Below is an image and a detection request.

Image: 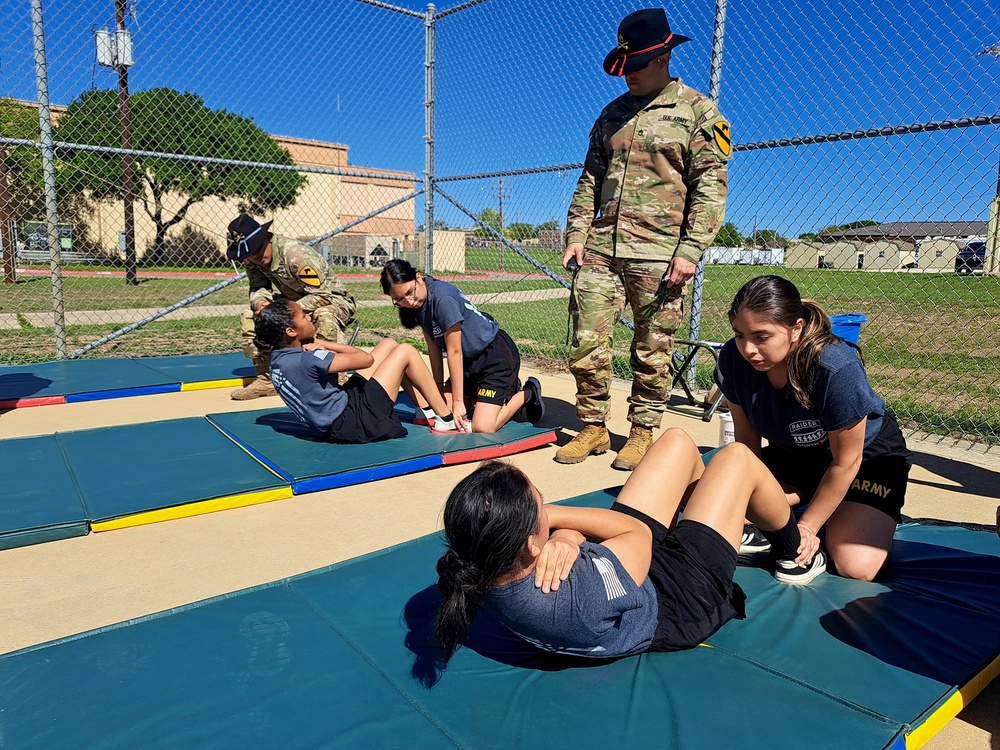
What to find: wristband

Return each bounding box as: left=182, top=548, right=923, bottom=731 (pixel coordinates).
left=798, top=521, right=817, bottom=536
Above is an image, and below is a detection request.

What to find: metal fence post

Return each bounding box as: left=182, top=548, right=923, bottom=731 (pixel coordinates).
left=683, top=258, right=707, bottom=392
left=424, top=3, right=436, bottom=274
left=30, top=0, right=67, bottom=358
left=708, top=0, right=728, bottom=102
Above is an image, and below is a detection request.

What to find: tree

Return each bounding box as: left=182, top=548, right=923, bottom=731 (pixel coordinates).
left=748, top=229, right=789, bottom=249
left=801, top=220, right=879, bottom=241
left=0, top=99, right=45, bottom=281
left=715, top=221, right=742, bottom=247
left=0, top=98, right=44, bottom=212
left=536, top=219, right=559, bottom=233
left=55, top=88, right=307, bottom=265
left=473, top=207, right=502, bottom=238
left=505, top=222, right=536, bottom=241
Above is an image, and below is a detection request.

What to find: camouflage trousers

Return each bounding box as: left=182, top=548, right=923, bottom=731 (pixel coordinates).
left=239, top=296, right=357, bottom=360
left=568, top=252, right=684, bottom=429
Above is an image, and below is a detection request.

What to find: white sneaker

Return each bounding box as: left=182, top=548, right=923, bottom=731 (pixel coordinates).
left=739, top=524, right=772, bottom=554
left=432, top=416, right=471, bottom=434
left=412, top=407, right=436, bottom=426
left=775, top=550, right=828, bottom=586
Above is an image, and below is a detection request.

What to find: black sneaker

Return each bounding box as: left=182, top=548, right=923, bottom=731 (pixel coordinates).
left=522, top=377, right=546, bottom=425
left=775, top=550, right=828, bottom=586
left=739, top=524, right=771, bottom=554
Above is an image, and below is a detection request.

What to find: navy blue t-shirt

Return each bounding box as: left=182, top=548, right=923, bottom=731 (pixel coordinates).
left=270, top=347, right=347, bottom=436
left=417, top=276, right=500, bottom=358
left=715, top=338, right=885, bottom=453
left=483, top=541, right=658, bottom=658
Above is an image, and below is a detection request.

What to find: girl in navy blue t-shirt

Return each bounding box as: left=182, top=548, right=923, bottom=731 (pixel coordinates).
left=715, top=275, right=911, bottom=582
left=432, top=429, right=817, bottom=664
left=379, top=260, right=544, bottom=433
left=254, top=298, right=460, bottom=443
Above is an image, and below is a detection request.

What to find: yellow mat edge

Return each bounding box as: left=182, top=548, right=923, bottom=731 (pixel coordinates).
left=905, top=650, right=1000, bottom=749
left=90, top=486, right=294, bottom=532
left=181, top=377, right=254, bottom=392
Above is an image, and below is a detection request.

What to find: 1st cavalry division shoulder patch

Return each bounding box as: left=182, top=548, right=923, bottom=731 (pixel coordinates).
left=713, top=120, right=732, bottom=157
left=298, top=266, right=322, bottom=287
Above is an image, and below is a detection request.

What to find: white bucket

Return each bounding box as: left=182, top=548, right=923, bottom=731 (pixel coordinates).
left=718, top=411, right=735, bottom=446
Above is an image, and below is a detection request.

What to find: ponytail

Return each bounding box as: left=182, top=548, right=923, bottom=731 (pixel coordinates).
left=434, top=461, right=538, bottom=661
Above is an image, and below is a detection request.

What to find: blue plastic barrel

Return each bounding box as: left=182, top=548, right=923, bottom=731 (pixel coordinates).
left=830, top=313, right=867, bottom=344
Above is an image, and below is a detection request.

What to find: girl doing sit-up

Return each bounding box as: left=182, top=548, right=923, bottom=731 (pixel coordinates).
left=433, top=429, right=824, bottom=663
left=254, top=298, right=460, bottom=443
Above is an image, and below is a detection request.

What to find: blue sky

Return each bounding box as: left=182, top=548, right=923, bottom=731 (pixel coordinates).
left=3, top=0, right=998, bottom=239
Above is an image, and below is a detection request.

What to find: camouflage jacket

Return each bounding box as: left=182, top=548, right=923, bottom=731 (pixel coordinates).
left=565, top=79, right=731, bottom=263
left=246, top=236, right=354, bottom=313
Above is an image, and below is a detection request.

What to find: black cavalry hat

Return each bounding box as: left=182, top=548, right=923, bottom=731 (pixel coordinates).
left=226, top=214, right=273, bottom=261
left=603, top=8, right=691, bottom=76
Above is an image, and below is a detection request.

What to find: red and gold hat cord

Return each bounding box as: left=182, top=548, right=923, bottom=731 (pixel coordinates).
left=609, top=33, right=674, bottom=76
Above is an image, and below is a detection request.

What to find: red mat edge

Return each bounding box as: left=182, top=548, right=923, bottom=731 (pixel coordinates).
left=0, top=395, right=67, bottom=409
left=441, top=430, right=557, bottom=465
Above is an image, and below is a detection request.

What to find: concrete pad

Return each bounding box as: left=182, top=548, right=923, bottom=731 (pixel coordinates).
left=0, top=365, right=995, bottom=749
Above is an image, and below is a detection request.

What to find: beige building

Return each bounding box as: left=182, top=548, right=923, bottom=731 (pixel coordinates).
left=6, top=99, right=419, bottom=266
left=786, top=240, right=864, bottom=270
left=915, top=238, right=963, bottom=272
left=820, top=221, right=986, bottom=272
left=787, top=222, right=986, bottom=271
left=87, top=134, right=418, bottom=265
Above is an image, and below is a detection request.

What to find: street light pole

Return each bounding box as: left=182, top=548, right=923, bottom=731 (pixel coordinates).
left=116, top=0, right=138, bottom=285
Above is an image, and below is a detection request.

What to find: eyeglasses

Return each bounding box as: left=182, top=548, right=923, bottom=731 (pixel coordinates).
left=391, top=280, right=420, bottom=307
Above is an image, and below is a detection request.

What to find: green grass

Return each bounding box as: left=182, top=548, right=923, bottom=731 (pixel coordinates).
left=464, top=246, right=566, bottom=275
left=3, top=264, right=998, bottom=443
left=1, top=275, right=248, bottom=312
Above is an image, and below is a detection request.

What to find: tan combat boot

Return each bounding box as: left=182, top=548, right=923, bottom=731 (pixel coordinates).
left=612, top=425, right=654, bottom=471
left=554, top=424, right=611, bottom=464
left=231, top=355, right=277, bottom=400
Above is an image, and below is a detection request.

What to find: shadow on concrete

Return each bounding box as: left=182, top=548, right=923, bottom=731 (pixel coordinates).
left=910, top=450, right=1000, bottom=500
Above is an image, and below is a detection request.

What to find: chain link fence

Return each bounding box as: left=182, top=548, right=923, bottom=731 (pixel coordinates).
left=2, top=0, right=999, bottom=443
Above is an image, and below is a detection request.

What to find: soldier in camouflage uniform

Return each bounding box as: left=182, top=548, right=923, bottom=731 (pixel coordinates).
left=556, top=8, right=731, bottom=470
left=226, top=214, right=357, bottom=400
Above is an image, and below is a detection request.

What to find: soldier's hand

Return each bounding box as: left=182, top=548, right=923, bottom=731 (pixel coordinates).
left=664, top=257, right=696, bottom=287
left=253, top=300, right=270, bottom=315
left=563, top=243, right=585, bottom=271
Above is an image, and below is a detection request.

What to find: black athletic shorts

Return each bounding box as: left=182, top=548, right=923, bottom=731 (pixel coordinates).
left=462, top=328, right=521, bottom=406
left=325, top=374, right=407, bottom=444
left=610, top=502, right=746, bottom=652
left=761, top=411, right=911, bottom=524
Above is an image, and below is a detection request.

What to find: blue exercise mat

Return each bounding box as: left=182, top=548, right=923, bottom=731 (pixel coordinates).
left=133, top=352, right=255, bottom=385
left=207, top=407, right=556, bottom=494
left=0, top=353, right=253, bottom=406
left=56, top=417, right=289, bottom=525
left=0, top=434, right=88, bottom=550
left=0, top=357, right=179, bottom=403
left=1, top=488, right=996, bottom=748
